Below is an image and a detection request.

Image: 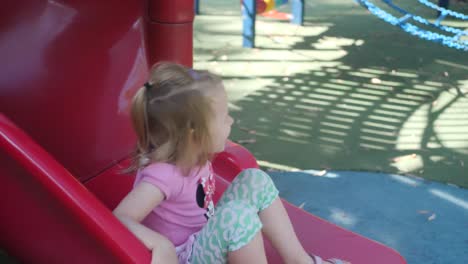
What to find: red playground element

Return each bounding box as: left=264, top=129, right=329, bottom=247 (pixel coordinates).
left=256, top=0, right=268, bottom=13
left=0, top=1, right=406, bottom=263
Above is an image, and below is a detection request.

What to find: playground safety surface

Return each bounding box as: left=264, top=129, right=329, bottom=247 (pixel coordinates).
left=194, top=1, right=468, bottom=263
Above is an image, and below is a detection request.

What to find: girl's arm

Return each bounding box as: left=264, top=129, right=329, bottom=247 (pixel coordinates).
left=113, top=182, right=178, bottom=264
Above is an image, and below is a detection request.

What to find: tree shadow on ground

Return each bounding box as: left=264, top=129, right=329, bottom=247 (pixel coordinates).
left=227, top=61, right=468, bottom=187
left=194, top=0, right=468, bottom=187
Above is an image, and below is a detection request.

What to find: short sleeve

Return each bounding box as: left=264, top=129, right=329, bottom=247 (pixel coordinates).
left=137, top=163, right=182, bottom=200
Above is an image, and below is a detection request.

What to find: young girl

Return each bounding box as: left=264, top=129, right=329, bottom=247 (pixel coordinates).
left=113, top=62, right=348, bottom=264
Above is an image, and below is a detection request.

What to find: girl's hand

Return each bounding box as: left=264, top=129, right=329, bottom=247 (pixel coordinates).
left=114, top=182, right=177, bottom=263
left=151, top=239, right=178, bottom=264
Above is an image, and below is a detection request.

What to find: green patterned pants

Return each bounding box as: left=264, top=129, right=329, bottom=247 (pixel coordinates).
left=190, top=168, right=279, bottom=264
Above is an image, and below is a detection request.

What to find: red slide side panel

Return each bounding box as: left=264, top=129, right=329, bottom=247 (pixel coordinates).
left=212, top=141, right=259, bottom=182
left=0, top=0, right=149, bottom=182
left=0, top=114, right=150, bottom=264
left=282, top=204, right=407, bottom=264
left=147, top=22, right=193, bottom=67
left=148, top=0, right=194, bottom=23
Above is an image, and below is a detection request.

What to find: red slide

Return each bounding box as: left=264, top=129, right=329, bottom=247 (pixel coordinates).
left=0, top=0, right=406, bottom=263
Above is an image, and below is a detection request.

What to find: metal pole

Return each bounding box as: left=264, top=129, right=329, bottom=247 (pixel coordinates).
left=242, top=0, right=256, bottom=48
left=291, top=0, right=304, bottom=25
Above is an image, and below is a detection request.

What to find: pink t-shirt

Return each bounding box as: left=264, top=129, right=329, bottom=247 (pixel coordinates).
left=134, top=162, right=215, bottom=247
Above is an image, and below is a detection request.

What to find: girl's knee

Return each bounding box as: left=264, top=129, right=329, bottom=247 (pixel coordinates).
left=236, top=168, right=275, bottom=189
left=221, top=169, right=279, bottom=211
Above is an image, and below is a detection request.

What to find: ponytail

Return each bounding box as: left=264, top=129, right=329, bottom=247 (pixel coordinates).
left=129, top=85, right=152, bottom=167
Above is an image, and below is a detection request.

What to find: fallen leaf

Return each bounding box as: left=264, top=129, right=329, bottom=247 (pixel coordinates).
left=236, top=139, right=256, bottom=144
left=239, top=127, right=257, bottom=134
left=392, top=153, right=418, bottom=162
left=355, top=39, right=364, bottom=46
left=316, top=170, right=327, bottom=176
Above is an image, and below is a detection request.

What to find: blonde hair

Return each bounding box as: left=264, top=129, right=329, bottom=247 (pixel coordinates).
left=127, top=62, right=223, bottom=175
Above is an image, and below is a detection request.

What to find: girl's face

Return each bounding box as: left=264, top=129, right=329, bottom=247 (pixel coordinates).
left=209, top=86, right=234, bottom=153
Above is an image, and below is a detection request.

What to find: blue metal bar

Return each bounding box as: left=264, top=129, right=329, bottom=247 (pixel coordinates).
left=435, top=13, right=447, bottom=25
left=437, top=0, right=449, bottom=17
left=382, top=0, right=409, bottom=15
left=291, top=0, right=304, bottom=25
left=242, top=0, right=256, bottom=48
left=380, top=0, right=466, bottom=35
left=397, top=14, right=413, bottom=24
left=355, top=0, right=467, bottom=50
left=194, top=0, right=200, bottom=15
left=418, top=0, right=467, bottom=20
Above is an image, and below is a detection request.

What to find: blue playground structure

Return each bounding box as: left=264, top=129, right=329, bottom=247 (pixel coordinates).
left=419, top=0, right=467, bottom=19
left=355, top=0, right=468, bottom=50
left=195, top=0, right=305, bottom=48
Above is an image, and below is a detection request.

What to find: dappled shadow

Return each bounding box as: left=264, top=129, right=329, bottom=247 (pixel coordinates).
left=226, top=63, right=468, bottom=187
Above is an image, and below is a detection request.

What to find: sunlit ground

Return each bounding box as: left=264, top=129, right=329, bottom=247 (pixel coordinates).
left=194, top=0, right=468, bottom=188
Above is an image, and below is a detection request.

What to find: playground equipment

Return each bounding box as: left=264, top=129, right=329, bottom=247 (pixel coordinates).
left=419, top=0, right=467, bottom=19
left=194, top=0, right=290, bottom=15
left=195, top=0, right=305, bottom=47
left=258, top=0, right=290, bottom=13
left=355, top=0, right=468, bottom=50
left=0, top=0, right=406, bottom=263
left=242, top=0, right=305, bottom=47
